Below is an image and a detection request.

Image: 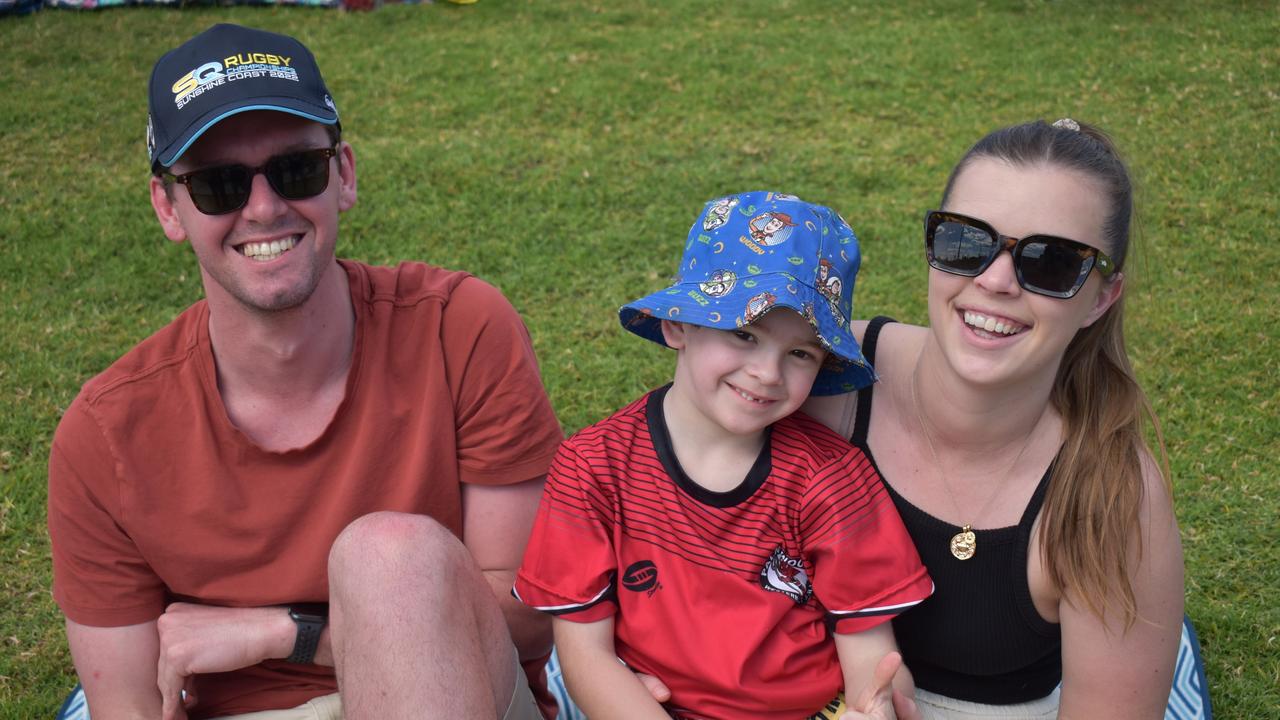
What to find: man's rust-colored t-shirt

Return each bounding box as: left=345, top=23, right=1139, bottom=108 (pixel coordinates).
left=49, top=260, right=564, bottom=717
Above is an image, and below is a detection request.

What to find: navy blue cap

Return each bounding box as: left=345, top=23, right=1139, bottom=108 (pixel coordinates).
left=147, top=24, right=339, bottom=171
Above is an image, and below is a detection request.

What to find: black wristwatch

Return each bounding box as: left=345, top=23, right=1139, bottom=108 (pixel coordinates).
left=286, top=603, right=328, bottom=665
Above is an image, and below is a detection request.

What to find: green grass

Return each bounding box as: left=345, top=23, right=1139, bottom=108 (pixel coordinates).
left=1, top=1, right=1277, bottom=716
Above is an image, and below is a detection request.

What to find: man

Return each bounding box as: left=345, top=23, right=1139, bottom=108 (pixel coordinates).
left=47, top=23, right=563, bottom=720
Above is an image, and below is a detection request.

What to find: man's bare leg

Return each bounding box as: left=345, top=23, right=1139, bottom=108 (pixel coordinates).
left=328, top=512, right=516, bottom=719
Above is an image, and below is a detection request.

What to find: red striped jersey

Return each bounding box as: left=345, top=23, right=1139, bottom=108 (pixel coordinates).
left=515, top=386, right=932, bottom=719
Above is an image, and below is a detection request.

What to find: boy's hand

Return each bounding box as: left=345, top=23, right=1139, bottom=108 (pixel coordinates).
left=841, top=652, right=919, bottom=720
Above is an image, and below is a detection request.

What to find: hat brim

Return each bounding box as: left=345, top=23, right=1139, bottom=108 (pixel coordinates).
left=154, top=99, right=339, bottom=170
left=620, top=272, right=875, bottom=395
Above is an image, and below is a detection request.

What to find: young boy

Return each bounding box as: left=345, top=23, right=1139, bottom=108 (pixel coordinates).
left=515, top=192, right=932, bottom=719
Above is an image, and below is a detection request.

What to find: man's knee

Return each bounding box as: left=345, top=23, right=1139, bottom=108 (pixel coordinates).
left=328, top=511, right=470, bottom=588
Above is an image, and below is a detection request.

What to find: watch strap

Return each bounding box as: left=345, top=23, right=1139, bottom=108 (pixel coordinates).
left=286, top=604, right=328, bottom=665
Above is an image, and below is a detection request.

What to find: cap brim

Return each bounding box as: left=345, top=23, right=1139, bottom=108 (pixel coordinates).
left=154, top=99, right=339, bottom=169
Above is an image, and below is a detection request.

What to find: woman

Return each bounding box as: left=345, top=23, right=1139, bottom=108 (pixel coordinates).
left=799, top=119, right=1185, bottom=718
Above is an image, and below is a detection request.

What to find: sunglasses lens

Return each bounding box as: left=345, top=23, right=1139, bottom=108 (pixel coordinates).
left=927, top=212, right=1105, bottom=299
left=1017, top=240, right=1090, bottom=297
left=186, top=165, right=251, bottom=215
left=929, top=219, right=997, bottom=275
left=267, top=150, right=333, bottom=200
left=177, top=149, right=334, bottom=215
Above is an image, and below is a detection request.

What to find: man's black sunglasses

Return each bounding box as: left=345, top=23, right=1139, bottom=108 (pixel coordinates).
left=162, top=146, right=339, bottom=216
left=924, top=210, right=1116, bottom=299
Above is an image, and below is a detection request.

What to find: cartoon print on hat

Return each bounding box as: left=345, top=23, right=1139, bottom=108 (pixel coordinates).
left=703, top=196, right=740, bottom=232
left=743, top=292, right=777, bottom=325
left=620, top=190, right=876, bottom=395
left=815, top=258, right=846, bottom=325
left=801, top=301, right=817, bottom=327
left=747, top=211, right=798, bottom=246
left=700, top=270, right=737, bottom=298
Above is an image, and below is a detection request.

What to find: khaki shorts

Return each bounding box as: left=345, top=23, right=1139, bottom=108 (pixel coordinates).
left=212, top=650, right=541, bottom=720
left=914, top=686, right=1060, bottom=720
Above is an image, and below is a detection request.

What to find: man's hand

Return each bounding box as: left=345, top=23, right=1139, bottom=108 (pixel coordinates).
left=841, top=652, right=919, bottom=720
left=155, top=603, right=296, bottom=720
left=632, top=671, right=672, bottom=703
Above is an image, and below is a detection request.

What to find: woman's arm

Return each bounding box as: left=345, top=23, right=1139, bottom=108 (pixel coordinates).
left=1057, top=453, right=1184, bottom=718
left=553, top=616, right=672, bottom=720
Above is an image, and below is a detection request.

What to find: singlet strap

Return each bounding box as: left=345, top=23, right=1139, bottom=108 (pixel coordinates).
left=1013, top=454, right=1062, bottom=637
left=1018, top=455, right=1056, bottom=531
left=850, top=316, right=896, bottom=446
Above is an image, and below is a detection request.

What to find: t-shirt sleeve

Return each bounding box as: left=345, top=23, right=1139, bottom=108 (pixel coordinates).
left=440, top=277, right=563, bottom=486
left=48, top=398, right=168, bottom=627
left=513, top=441, right=618, bottom=623
left=803, top=448, right=933, bottom=634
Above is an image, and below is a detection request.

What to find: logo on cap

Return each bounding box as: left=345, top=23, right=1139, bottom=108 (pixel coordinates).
left=170, top=51, right=298, bottom=109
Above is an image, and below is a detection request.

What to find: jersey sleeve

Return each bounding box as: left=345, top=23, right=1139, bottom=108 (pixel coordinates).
left=48, top=398, right=168, bottom=627
left=803, top=447, right=933, bottom=634
left=440, top=277, right=564, bottom=486
left=513, top=440, right=619, bottom=623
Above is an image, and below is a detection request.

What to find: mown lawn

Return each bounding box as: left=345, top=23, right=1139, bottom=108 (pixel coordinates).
left=1, top=1, right=1276, bottom=716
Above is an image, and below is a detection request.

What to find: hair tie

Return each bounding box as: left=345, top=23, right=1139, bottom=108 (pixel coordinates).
left=1052, top=118, right=1081, bottom=132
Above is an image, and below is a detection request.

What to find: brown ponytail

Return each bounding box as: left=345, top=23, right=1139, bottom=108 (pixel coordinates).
left=942, top=120, right=1170, bottom=626
left=1048, top=293, right=1169, bottom=625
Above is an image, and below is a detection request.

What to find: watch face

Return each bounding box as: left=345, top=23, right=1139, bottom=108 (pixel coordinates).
left=290, top=603, right=329, bottom=623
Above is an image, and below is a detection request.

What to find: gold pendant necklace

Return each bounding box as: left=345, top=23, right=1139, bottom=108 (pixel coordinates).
left=910, top=362, right=1036, bottom=561
left=949, top=525, right=976, bottom=560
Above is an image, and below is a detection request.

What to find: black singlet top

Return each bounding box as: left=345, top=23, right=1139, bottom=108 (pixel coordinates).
left=851, top=317, right=1062, bottom=704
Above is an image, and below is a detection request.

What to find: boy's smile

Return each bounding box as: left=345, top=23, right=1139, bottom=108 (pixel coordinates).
left=661, top=308, right=826, bottom=443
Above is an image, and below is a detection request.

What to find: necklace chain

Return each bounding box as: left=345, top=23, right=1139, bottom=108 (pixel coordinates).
left=909, top=359, right=1038, bottom=561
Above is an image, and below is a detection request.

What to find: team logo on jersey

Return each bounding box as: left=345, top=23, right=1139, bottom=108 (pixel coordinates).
left=759, top=546, right=812, bottom=605
left=621, top=560, right=661, bottom=596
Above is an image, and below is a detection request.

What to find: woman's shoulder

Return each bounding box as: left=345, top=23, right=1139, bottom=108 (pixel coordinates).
left=850, top=317, right=927, bottom=354
left=852, top=319, right=928, bottom=386
left=1050, top=446, right=1182, bottom=622
left=1134, top=447, right=1180, bottom=558
left=802, top=319, right=926, bottom=437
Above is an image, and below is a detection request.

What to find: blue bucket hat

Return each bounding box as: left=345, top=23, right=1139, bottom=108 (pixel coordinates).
left=620, top=190, right=875, bottom=395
